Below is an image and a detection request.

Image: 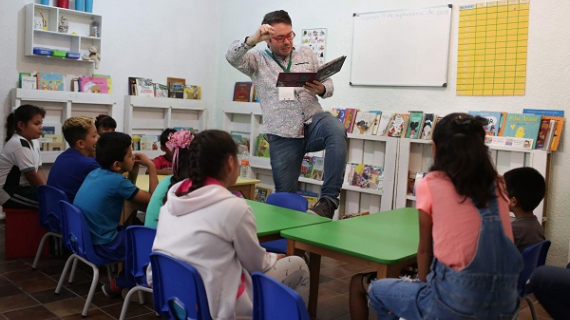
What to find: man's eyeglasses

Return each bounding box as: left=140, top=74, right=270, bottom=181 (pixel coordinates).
left=272, top=31, right=296, bottom=43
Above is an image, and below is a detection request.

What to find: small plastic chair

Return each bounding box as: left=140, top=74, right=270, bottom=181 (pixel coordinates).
left=150, top=252, right=212, bottom=320
left=55, top=201, right=121, bottom=317
left=32, top=185, right=69, bottom=269
left=261, top=192, right=308, bottom=254
left=251, top=271, right=310, bottom=320
left=119, top=226, right=156, bottom=320
left=517, top=239, right=551, bottom=320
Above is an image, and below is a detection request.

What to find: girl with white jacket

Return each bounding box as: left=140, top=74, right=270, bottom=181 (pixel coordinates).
left=149, top=130, right=309, bottom=320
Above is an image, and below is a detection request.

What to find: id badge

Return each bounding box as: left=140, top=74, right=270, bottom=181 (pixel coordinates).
left=278, top=87, right=295, bottom=101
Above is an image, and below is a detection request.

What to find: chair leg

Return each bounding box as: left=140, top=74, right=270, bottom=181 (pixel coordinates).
left=107, top=265, right=113, bottom=282
left=137, top=290, right=145, bottom=304
left=82, top=258, right=100, bottom=317
left=56, top=254, right=77, bottom=293
left=119, top=286, right=153, bottom=320
left=32, top=232, right=59, bottom=270
left=68, top=257, right=79, bottom=283
left=524, top=295, right=538, bottom=320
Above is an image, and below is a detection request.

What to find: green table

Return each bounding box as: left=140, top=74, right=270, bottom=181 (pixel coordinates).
left=281, top=208, right=419, bottom=317
left=246, top=200, right=331, bottom=242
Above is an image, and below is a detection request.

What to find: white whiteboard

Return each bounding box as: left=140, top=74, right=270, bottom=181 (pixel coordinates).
left=350, top=5, right=452, bottom=87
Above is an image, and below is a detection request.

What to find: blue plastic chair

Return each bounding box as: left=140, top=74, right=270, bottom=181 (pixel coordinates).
left=119, top=226, right=156, bottom=320
left=55, top=201, right=121, bottom=317
left=261, top=192, right=308, bottom=254
left=32, top=185, right=69, bottom=269
left=251, top=271, right=310, bottom=320
left=150, top=252, right=212, bottom=320
left=517, top=239, right=551, bottom=320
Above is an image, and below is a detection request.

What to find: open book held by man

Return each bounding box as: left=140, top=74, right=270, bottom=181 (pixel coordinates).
left=276, top=55, right=347, bottom=87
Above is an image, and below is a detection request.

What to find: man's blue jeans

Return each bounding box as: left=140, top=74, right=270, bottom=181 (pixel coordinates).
left=265, top=112, right=347, bottom=206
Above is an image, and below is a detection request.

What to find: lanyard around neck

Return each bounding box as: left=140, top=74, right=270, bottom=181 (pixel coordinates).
left=265, top=49, right=292, bottom=73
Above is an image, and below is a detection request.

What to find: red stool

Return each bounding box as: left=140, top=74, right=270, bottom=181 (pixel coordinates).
left=4, top=208, right=49, bottom=259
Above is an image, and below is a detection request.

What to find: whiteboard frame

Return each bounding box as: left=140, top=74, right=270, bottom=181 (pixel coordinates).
left=350, top=4, right=453, bottom=87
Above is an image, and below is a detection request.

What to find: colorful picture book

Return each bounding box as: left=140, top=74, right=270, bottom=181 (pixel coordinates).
left=79, top=76, right=109, bottom=94
left=136, top=78, right=154, bottom=97
left=183, top=85, right=202, bottom=100
left=92, top=74, right=113, bottom=94
left=233, top=82, right=253, bottom=102
left=348, top=163, right=384, bottom=190
left=468, top=111, right=503, bottom=136
left=421, top=113, right=436, bottom=140
left=37, top=72, right=64, bottom=91
left=297, top=189, right=319, bottom=209
left=154, top=83, right=168, bottom=98
left=406, top=111, right=424, bottom=139
left=353, top=111, right=378, bottom=135
left=255, top=134, right=270, bottom=158
left=310, top=156, right=324, bottom=181
left=502, top=113, right=542, bottom=149
left=275, top=55, right=346, bottom=87
left=167, top=77, right=185, bottom=99
left=254, top=186, right=272, bottom=203
left=386, top=113, right=409, bottom=137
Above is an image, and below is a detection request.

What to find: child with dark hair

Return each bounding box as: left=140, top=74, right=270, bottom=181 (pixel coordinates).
left=148, top=129, right=309, bottom=319
left=148, top=128, right=176, bottom=175
left=74, top=132, right=158, bottom=298
left=349, top=113, right=522, bottom=320
left=0, top=104, right=46, bottom=208
left=94, top=114, right=116, bottom=134
left=48, top=116, right=99, bottom=202
left=504, top=167, right=546, bottom=252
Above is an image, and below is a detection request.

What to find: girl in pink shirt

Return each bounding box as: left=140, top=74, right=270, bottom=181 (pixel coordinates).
left=350, top=113, right=522, bottom=320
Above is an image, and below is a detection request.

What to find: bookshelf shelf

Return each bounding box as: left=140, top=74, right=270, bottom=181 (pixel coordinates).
left=298, top=177, right=324, bottom=186
left=250, top=156, right=271, bottom=170
left=11, top=88, right=117, bottom=164
left=342, top=184, right=383, bottom=196
left=25, top=3, right=103, bottom=61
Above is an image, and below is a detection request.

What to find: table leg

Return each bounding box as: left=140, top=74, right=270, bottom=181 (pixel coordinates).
left=307, top=252, right=321, bottom=318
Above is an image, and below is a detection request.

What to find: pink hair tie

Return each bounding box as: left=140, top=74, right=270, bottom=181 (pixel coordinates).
left=165, top=129, right=194, bottom=177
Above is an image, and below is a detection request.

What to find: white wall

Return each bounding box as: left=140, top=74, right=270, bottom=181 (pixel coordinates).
left=215, top=0, right=570, bottom=266
left=1, top=0, right=569, bottom=266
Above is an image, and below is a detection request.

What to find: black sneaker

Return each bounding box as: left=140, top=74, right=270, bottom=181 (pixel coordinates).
left=307, top=197, right=337, bottom=219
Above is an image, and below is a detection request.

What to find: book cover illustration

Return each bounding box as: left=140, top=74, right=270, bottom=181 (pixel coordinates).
left=233, top=82, right=253, bottom=101
left=297, top=189, right=319, bottom=209
left=351, top=164, right=383, bottom=190
left=370, top=111, right=382, bottom=135
left=39, top=134, right=64, bottom=151
left=502, top=113, right=542, bottom=149
left=276, top=73, right=316, bottom=87
left=79, top=76, right=108, bottom=94
left=316, top=55, right=347, bottom=82
left=535, top=119, right=550, bottom=149
left=344, top=108, right=358, bottom=132
left=128, top=77, right=143, bottom=95
left=254, top=186, right=272, bottom=203
left=421, top=113, right=436, bottom=140
left=167, top=77, right=185, bottom=99
left=154, top=83, right=168, bottom=98
left=353, top=111, right=377, bottom=135
left=301, top=28, right=327, bottom=65
left=37, top=72, right=64, bottom=91
left=468, top=111, right=502, bottom=136
left=183, top=85, right=202, bottom=99
left=377, top=113, right=393, bottom=136
left=21, top=76, right=37, bottom=90
left=300, top=156, right=313, bottom=178
left=255, top=135, right=270, bottom=158
left=135, top=78, right=154, bottom=97
left=310, top=156, right=324, bottom=181
left=92, top=74, right=113, bottom=94
left=540, top=116, right=564, bottom=151
left=336, top=109, right=347, bottom=126
left=386, top=113, right=409, bottom=137
left=406, top=111, right=424, bottom=139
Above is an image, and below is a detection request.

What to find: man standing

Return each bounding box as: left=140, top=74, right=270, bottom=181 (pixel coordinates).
left=226, top=10, right=347, bottom=219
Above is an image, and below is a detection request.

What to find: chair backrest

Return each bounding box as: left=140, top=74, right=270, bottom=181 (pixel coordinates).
left=150, top=252, right=211, bottom=320
left=125, top=226, right=156, bottom=286
left=59, top=200, right=112, bottom=266
left=38, top=185, right=69, bottom=233
left=266, top=192, right=308, bottom=212
left=518, top=239, right=551, bottom=295
left=251, top=272, right=310, bottom=320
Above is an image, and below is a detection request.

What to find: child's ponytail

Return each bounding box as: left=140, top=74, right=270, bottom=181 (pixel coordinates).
left=5, top=113, right=16, bottom=142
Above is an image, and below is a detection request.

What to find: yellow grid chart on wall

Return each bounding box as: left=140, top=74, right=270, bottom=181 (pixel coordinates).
left=457, top=0, right=529, bottom=96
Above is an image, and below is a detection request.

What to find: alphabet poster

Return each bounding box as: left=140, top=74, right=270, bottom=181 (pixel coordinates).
left=456, top=0, right=530, bottom=96
left=301, top=28, right=327, bottom=65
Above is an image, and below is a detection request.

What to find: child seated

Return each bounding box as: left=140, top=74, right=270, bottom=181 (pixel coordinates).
left=47, top=116, right=99, bottom=202
left=504, top=167, right=546, bottom=252
left=0, top=105, right=47, bottom=209
left=73, top=132, right=158, bottom=297
left=94, top=114, right=116, bottom=135
left=148, top=130, right=309, bottom=319
left=148, top=128, right=176, bottom=175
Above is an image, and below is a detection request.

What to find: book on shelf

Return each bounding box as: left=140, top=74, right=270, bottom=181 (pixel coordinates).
left=255, top=134, right=270, bottom=158
left=353, top=110, right=378, bottom=135
left=128, top=77, right=143, bottom=96
left=542, top=120, right=557, bottom=151
left=520, top=109, right=565, bottom=151
left=502, top=113, right=542, bottom=149
left=370, top=111, right=382, bottom=135
left=37, top=72, right=64, bottom=91
left=468, top=111, right=503, bottom=136
left=254, top=186, right=272, bottom=203
left=406, top=111, right=424, bottom=139
left=21, top=76, right=37, bottom=90
left=535, top=119, right=551, bottom=150
left=522, top=109, right=564, bottom=117
left=79, top=76, right=109, bottom=94
left=140, top=135, right=159, bottom=151
left=310, top=156, right=324, bottom=181
left=135, top=78, right=155, bottom=97
left=297, top=189, right=319, bottom=209
left=275, top=55, right=347, bottom=87
left=421, top=113, right=436, bottom=140
left=154, top=83, right=168, bottom=98
left=39, top=134, right=64, bottom=151
left=19, top=72, right=32, bottom=88
left=183, top=85, right=202, bottom=99
left=92, top=74, right=113, bottom=94
left=386, top=113, right=410, bottom=137
left=344, top=108, right=358, bottom=133
left=132, top=135, right=141, bottom=151
left=251, top=85, right=260, bottom=102
left=300, top=156, right=313, bottom=178
left=413, top=172, right=427, bottom=196
left=349, top=163, right=383, bottom=190
left=231, top=133, right=250, bottom=150
left=233, top=82, right=253, bottom=102
left=167, top=77, right=186, bottom=99
left=377, top=113, right=393, bottom=136
left=485, top=135, right=534, bottom=150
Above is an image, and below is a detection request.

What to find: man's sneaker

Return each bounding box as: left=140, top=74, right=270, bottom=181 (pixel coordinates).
left=101, top=279, right=122, bottom=298
left=307, top=197, right=337, bottom=219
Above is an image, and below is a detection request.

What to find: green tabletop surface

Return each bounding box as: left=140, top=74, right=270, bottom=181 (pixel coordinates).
left=247, top=200, right=331, bottom=237
left=281, top=208, right=419, bottom=265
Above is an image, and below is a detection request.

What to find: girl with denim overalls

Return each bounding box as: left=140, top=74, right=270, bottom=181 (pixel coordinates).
left=353, top=113, right=523, bottom=320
